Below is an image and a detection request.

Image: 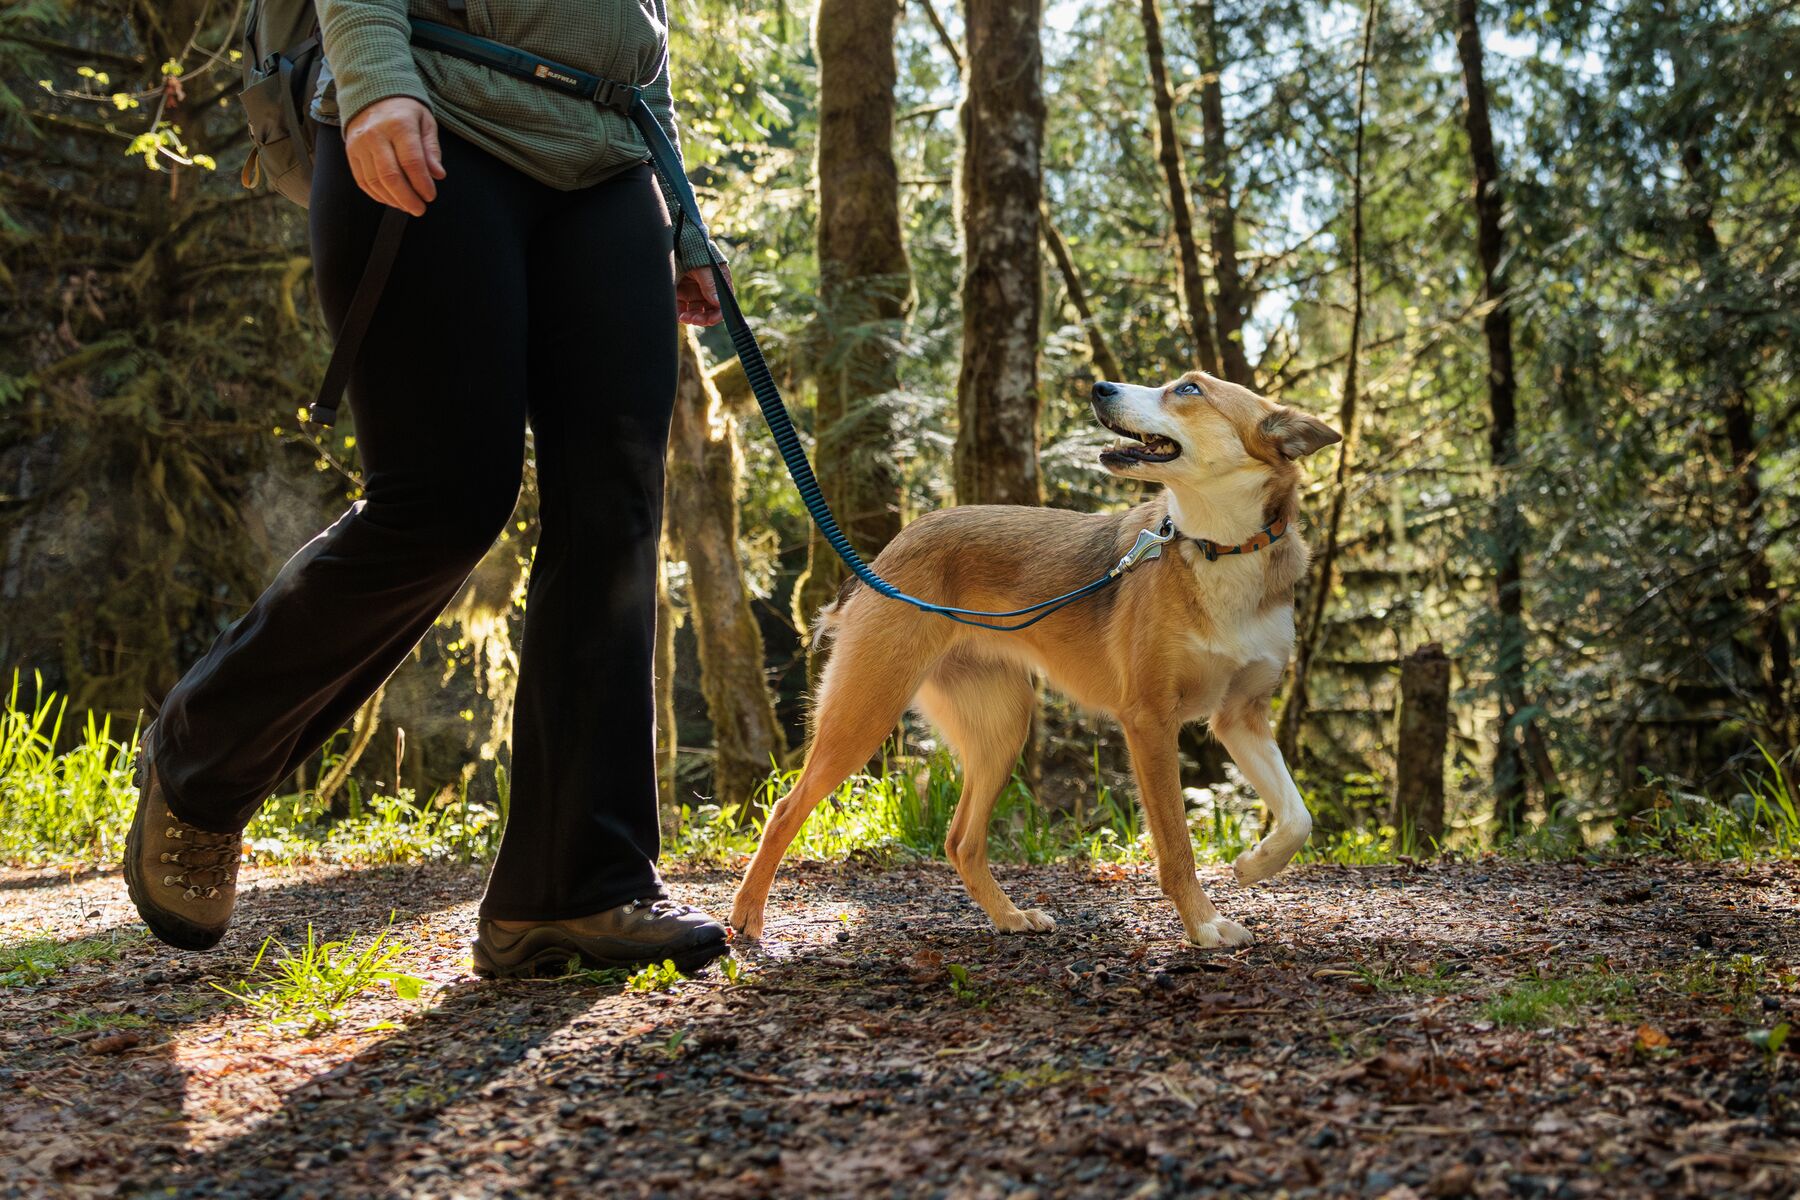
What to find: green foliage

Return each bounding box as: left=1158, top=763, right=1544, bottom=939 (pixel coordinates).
left=5, top=677, right=1794, bottom=871
left=0, top=678, right=503, bottom=869
left=212, top=916, right=427, bottom=1036
left=1747, top=1023, right=1790, bottom=1074
left=1483, top=968, right=1637, bottom=1028
left=0, top=929, right=143, bottom=988
left=625, top=959, right=685, bottom=993
left=946, top=962, right=978, bottom=1003
left=1611, top=751, right=1800, bottom=861
left=244, top=785, right=502, bottom=867
left=0, top=673, right=141, bottom=868
left=1356, top=961, right=1468, bottom=996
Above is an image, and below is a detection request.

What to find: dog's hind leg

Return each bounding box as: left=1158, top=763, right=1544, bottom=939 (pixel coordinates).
left=1122, top=716, right=1253, bottom=948
left=729, top=620, right=931, bottom=939
left=1211, top=684, right=1313, bottom=886
left=914, top=659, right=1051, bottom=934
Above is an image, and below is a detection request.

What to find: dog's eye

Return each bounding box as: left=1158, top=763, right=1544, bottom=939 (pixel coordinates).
left=1173, top=381, right=1202, bottom=396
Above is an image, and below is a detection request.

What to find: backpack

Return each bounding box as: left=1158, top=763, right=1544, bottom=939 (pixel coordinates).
left=237, top=0, right=327, bottom=207
left=235, top=0, right=406, bottom=426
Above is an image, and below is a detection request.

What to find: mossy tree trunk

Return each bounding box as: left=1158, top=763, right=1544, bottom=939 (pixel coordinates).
left=954, top=0, right=1046, bottom=507
left=794, top=0, right=910, bottom=652
left=666, top=328, right=788, bottom=813
left=1453, top=0, right=1559, bottom=829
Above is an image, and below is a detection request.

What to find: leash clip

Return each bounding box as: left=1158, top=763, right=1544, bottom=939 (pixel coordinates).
left=1114, top=519, right=1177, bottom=577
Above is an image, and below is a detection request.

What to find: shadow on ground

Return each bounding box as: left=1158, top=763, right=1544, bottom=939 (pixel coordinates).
left=2, top=859, right=1797, bottom=1197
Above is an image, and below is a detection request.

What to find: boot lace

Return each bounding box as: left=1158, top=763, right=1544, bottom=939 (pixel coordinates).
left=160, top=810, right=240, bottom=901
left=622, top=898, right=697, bottom=921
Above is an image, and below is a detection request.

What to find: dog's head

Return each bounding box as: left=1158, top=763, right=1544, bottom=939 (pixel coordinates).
left=1091, top=372, right=1341, bottom=484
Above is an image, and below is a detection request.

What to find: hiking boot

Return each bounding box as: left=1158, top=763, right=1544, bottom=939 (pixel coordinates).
left=122, top=731, right=241, bottom=951
left=472, top=898, right=729, bottom=979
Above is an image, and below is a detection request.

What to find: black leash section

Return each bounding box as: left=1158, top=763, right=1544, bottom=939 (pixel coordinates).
left=403, top=20, right=1170, bottom=630
left=310, top=206, right=407, bottom=428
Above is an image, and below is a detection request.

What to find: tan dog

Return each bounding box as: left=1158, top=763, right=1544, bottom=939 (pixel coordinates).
left=730, top=371, right=1341, bottom=948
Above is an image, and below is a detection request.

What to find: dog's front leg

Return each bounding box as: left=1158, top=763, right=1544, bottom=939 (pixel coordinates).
left=1212, top=705, right=1313, bottom=885
left=1123, top=719, right=1253, bottom=949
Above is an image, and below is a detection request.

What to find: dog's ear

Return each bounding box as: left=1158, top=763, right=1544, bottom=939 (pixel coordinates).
left=1259, top=407, right=1342, bottom=459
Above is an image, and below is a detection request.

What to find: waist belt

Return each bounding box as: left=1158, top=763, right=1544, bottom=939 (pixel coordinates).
left=397, top=20, right=1176, bottom=631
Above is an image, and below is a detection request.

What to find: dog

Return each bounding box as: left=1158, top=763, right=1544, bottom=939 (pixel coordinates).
left=730, top=370, right=1342, bottom=948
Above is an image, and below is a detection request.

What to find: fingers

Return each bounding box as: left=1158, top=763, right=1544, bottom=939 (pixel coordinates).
left=420, top=107, right=446, bottom=180
left=676, top=266, right=725, bottom=327
left=393, top=111, right=439, bottom=207
left=344, top=98, right=442, bottom=216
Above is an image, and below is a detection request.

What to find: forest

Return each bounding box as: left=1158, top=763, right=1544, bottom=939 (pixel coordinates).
left=1, top=0, right=1797, bottom=1195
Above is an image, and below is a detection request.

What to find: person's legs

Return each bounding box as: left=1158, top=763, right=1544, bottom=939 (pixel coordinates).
left=478, top=164, right=681, bottom=921
left=152, top=124, right=542, bottom=833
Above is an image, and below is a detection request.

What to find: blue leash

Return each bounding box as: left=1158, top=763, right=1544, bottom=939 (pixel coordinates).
left=409, top=21, right=1172, bottom=631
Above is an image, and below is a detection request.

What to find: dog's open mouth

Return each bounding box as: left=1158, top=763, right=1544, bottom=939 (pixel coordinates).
left=1098, top=420, right=1182, bottom=466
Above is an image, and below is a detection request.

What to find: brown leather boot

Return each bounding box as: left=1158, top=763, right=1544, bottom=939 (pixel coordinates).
left=122, top=731, right=241, bottom=951
left=472, top=898, right=729, bottom=979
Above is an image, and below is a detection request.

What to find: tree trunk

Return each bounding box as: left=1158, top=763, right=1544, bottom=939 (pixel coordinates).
left=1277, top=0, right=1374, bottom=762
left=1191, top=0, right=1252, bottom=385
left=1673, top=110, right=1793, bottom=744
left=1393, top=643, right=1451, bottom=850
left=1041, top=205, right=1124, bottom=385
left=954, top=0, right=1047, bottom=506
left=795, top=0, right=910, bottom=644
left=1140, top=0, right=1220, bottom=377
left=1453, top=0, right=1556, bottom=830
left=666, top=329, right=789, bottom=812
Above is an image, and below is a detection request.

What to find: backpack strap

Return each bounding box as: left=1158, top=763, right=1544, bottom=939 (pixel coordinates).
left=309, top=205, right=408, bottom=426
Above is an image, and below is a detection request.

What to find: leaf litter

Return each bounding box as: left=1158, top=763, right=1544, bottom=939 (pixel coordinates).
left=0, top=857, right=1795, bottom=1197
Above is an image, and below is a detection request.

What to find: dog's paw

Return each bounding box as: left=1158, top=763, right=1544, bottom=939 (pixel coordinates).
left=1232, top=845, right=1290, bottom=886
left=992, top=907, right=1057, bottom=934
left=1184, top=917, right=1254, bottom=950
left=729, top=896, right=765, bottom=940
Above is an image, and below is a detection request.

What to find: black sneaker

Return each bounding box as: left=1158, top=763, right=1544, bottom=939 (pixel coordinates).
left=472, top=898, right=729, bottom=979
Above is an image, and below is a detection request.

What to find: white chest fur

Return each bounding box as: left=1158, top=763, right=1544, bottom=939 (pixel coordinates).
left=1180, top=551, right=1296, bottom=669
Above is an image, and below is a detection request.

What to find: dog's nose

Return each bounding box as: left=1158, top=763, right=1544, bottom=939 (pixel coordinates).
left=1092, top=381, right=1118, bottom=399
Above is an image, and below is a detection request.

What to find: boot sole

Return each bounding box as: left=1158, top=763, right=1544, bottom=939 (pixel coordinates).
left=471, top=931, right=729, bottom=980
left=122, top=737, right=230, bottom=953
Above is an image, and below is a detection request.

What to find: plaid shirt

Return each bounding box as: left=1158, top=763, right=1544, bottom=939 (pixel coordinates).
left=312, top=0, right=723, bottom=273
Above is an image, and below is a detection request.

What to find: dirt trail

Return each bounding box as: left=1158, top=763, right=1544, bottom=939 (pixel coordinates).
left=2, top=859, right=1796, bottom=1198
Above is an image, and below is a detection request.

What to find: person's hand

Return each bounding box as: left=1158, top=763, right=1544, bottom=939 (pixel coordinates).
left=677, top=262, right=730, bottom=327
left=344, top=97, right=445, bottom=216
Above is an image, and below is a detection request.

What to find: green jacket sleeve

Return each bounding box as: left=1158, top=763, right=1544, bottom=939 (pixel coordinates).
left=641, top=1, right=727, bottom=275
left=317, top=0, right=432, bottom=126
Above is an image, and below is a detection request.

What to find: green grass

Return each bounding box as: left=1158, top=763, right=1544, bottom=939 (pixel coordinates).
left=0, top=929, right=146, bottom=987
left=213, top=914, right=428, bottom=1035
left=0, top=673, right=142, bottom=866
left=665, top=747, right=1173, bottom=868
left=1357, top=961, right=1470, bottom=995
left=244, top=781, right=503, bottom=866
left=1482, top=967, right=1638, bottom=1028
left=1612, top=747, right=1800, bottom=860
left=57, top=1010, right=151, bottom=1033
left=2, top=674, right=1795, bottom=870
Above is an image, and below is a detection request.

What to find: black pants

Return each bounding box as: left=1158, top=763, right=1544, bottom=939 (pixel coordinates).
left=154, top=124, right=679, bottom=919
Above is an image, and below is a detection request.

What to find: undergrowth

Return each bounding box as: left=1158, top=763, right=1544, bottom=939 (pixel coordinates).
left=212, top=914, right=428, bottom=1035
left=3, top=673, right=1795, bottom=870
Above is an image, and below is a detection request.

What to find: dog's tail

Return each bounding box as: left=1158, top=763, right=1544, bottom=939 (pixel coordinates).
left=808, top=575, right=864, bottom=651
